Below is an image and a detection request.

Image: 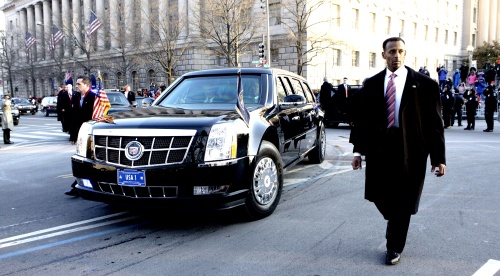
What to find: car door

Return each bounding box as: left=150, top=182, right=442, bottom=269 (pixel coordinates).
left=284, top=76, right=317, bottom=156
left=275, top=76, right=302, bottom=166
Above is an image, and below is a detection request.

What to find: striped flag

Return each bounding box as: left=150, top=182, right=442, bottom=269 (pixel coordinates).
left=85, top=11, right=102, bottom=44
left=25, top=32, right=37, bottom=53
left=235, top=69, right=250, bottom=126
left=50, top=25, right=64, bottom=51
left=93, top=90, right=111, bottom=119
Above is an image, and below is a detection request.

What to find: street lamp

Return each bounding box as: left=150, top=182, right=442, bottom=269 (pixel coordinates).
left=466, top=44, right=474, bottom=67
left=260, top=0, right=271, bottom=67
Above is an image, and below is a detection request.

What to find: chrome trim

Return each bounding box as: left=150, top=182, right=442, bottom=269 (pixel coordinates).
left=93, top=128, right=196, bottom=137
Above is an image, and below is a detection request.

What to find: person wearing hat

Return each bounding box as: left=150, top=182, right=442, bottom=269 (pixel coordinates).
left=1, top=94, right=14, bottom=144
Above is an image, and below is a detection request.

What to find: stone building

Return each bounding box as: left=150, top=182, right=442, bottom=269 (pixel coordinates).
left=0, top=0, right=498, bottom=98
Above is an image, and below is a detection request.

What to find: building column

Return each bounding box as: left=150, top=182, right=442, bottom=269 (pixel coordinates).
left=109, top=0, right=119, bottom=50
left=26, top=5, right=36, bottom=59
left=96, top=0, right=105, bottom=50
left=141, top=0, right=150, bottom=43
left=51, top=0, right=62, bottom=58
left=19, top=9, right=28, bottom=56
left=43, top=0, right=52, bottom=60
left=62, top=0, right=72, bottom=57
left=73, top=0, right=81, bottom=56
left=477, top=0, right=489, bottom=45
left=34, top=3, right=44, bottom=60
left=490, top=0, right=498, bottom=42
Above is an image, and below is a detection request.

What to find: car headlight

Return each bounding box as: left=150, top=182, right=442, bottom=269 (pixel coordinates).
left=75, top=122, right=93, bottom=157
left=204, top=124, right=237, bottom=162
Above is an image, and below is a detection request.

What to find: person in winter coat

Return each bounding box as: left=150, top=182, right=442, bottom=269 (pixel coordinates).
left=1, top=94, right=14, bottom=144
left=464, top=89, right=479, bottom=130
left=483, top=85, right=498, bottom=132
left=475, top=72, right=487, bottom=101
left=350, top=37, right=446, bottom=266
left=441, top=85, right=455, bottom=129
left=453, top=69, right=461, bottom=89
left=451, top=91, right=465, bottom=127
left=438, top=66, right=448, bottom=90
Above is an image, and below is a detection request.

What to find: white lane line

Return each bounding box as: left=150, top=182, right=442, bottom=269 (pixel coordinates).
left=0, top=216, right=139, bottom=249
left=0, top=212, right=129, bottom=245
left=472, top=259, right=500, bottom=276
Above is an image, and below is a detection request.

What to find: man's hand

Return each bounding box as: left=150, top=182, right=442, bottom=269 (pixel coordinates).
left=431, top=163, right=446, bottom=177
left=352, top=156, right=362, bottom=170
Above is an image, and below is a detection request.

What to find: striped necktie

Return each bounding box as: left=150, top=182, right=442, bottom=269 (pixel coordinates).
left=386, top=73, right=396, bottom=128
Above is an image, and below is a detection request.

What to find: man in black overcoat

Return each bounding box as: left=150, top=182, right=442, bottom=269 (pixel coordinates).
left=350, top=37, right=446, bottom=265
left=57, top=84, right=72, bottom=132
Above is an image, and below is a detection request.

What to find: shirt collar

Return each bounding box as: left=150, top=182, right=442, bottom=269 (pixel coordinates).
left=386, top=66, right=408, bottom=80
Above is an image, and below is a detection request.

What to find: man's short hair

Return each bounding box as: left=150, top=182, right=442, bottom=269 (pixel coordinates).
left=382, top=37, right=405, bottom=50
left=78, top=76, right=91, bottom=85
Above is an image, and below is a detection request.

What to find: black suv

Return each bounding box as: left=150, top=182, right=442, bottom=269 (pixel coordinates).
left=71, top=68, right=325, bottom=220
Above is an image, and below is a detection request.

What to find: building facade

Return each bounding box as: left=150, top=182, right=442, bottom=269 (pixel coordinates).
left=1, top=0, right=498, bottom=98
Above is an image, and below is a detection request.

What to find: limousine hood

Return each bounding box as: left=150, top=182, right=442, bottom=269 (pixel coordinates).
left=91, top=106, right=243, bottom=130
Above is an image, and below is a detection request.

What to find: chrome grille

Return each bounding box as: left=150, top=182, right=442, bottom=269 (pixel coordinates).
left=93, top=129, right=196, bottom=168
left=97, top=182, right=178, bottom=198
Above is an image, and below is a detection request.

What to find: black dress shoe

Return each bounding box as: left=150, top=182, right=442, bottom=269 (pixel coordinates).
left=64, top=188, right=79, bottom=197
left=4, top=141, right=13, bottom=144
left=483, top=129, right=493, bottom=132
left=385, top=250, right=401, bottom=265
left=464, top=127, right=471, bottom=130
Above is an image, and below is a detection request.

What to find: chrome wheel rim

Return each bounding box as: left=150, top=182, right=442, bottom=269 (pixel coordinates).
left=253, top=157, right=278, bottom=205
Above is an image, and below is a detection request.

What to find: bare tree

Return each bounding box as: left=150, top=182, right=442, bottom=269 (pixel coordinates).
left=191, top=0, right=262, bottom=67
left=0, top=31, right=17, bottom=96
left=281, top=0, right=335, bottom=76
left=133, top=0, right=189, bottom=86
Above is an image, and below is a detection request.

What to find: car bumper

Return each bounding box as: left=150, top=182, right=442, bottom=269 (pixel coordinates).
left=71, top=155, right=251, bottom=210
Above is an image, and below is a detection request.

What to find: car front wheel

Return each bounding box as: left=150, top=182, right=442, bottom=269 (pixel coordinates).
left=308, top=124, right=326, bottom=164
left=243, top=141, right=283, bottom=221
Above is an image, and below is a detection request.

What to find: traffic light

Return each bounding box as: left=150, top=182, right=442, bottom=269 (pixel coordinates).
left=258, top=43, right=265, bottom=58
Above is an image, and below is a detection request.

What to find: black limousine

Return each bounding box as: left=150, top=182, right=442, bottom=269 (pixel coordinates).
left=71, top=67, right=326, bottom=220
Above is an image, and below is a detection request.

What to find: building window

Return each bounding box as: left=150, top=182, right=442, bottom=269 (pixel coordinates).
left=132, top=71, right=139, bottom=91
left=351, top=8, right=359, bottom=30
left=352, top=51, right=359, bottom=67
left=332, top=4, right=340, bottom=28
left=148, top=69, right=156, bottom=86
left=103, top=73, right=109, bottom=89
left=435, top=27, right=439, bottom=43
left=117, top=72, right=125, bottom=88
left=333, top=49, right=341, bottom=66
left=424, top=25, right=428, bottom=41
left=444, top=30, right=448, bottom=44
left=453, top=32, right=457, bottom=46
left=413, top=22, right=417, bottom=39
left=472, top=34, right=476, bottom=47
left=269, top=1, right=281, bottom=26
left=399, top=19, right=404, bottom=37
left=370, top=13, right=376, bottom=32
left=369, top=52, right=376, bottom=68
left=385, top=16, right=391, bottom=35
left=473, top=8, right=477, bottom=23
left=271, top=48, right=279, bottom=63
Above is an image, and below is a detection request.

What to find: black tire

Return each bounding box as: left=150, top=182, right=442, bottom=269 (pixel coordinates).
left=45, top=110, right=49, bottom=117
left=308, top=124, right=326, bottom=164
left=242, top=141, right=283, bottom=221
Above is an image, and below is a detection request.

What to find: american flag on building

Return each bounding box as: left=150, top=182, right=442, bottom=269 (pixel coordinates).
left=25, top=32, right=37, bottom=53
left=85, top=11, right=102, bottom=44
left=49, top=25, right=64, bottom=51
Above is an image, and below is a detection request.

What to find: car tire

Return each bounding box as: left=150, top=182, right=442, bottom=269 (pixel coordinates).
left=14, top=119, right=19, bottom=126
left=45, top=110, right=49, bottom=117
left=308, top=124, right=326, bottom=164
left=242, top=141, right=283, bottom=221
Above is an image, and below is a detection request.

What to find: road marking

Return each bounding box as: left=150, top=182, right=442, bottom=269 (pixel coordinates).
left=472, top=259, right=500, bottom=276
left=0, top=212, right=130, bottom=247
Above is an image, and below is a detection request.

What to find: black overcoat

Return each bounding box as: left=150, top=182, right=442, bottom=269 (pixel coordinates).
left=352, top=66, right=446, bottom=214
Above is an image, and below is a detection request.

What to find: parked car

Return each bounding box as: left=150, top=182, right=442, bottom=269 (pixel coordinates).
left=0, top=99, right=20, bottom=126
left=135, top=96, right=154, bottom=108
left=104, top=90, right=135, bottom=114
left=40, top=96, right=58, bottom=117
left=11, top=97, right=37, bottom=115
left=321, top=84, right=363, bottom=128
left=71, top=67, right=325, bottom=220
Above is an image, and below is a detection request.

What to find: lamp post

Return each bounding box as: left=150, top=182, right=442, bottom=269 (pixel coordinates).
left=260, top=0, right=271, bottom=67
left=466, top=44, right=474, bottom=67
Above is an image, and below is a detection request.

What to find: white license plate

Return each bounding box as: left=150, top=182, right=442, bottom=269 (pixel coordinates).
left=117, top=170, right=146, bottom=187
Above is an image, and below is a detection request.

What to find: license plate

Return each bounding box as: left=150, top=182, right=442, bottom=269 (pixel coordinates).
left=117, top=169, right=146, bottom=187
